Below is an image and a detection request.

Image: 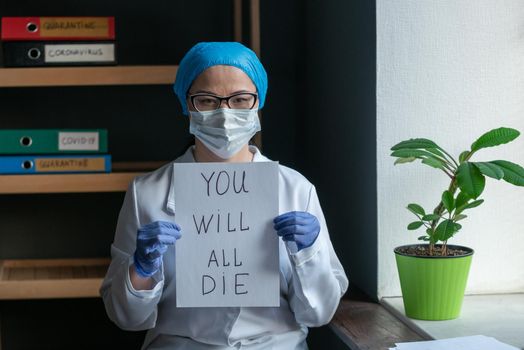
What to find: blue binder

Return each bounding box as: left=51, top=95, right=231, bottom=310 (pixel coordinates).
left=0, top=154, right=111, bottom=174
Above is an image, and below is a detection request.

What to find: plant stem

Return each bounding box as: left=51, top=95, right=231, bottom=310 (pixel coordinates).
left=433, top=150, right=474, bottom=256
left=443, top=163, right=456, bottom=173
left=443, top=169, right=454, bottom=179
left=430, top=176, right=459, bottom=256
left=439, top=148, right=460, bottom=168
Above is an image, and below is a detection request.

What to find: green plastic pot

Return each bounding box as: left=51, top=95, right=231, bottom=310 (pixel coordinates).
left=394, top=244, right=473, bottom=320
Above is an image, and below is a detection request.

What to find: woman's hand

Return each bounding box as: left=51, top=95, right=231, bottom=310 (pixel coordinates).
left=133, top=221, right=181, bottom=278
left=273, top=211, right=320, bottom=251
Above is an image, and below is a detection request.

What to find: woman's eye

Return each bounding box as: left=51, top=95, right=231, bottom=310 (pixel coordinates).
left=198, top=98, right=217, bottom=105
left=231, top=97, right=248, bottom=103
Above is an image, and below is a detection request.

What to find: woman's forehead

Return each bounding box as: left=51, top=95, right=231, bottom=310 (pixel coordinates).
left=190, top=65, right=256, bottom=93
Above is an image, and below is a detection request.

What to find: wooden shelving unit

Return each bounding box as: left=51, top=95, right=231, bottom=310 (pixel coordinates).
left=0, top=65, right=178, bottom=87
left=0, top=258, right=110, bottom=300
left=0, top=66, right=176, bottom=298
left=0, top=1, right=261, bottom=308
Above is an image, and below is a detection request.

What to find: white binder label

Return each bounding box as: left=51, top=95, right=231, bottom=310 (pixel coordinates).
left=59, top=132, right=100, bottom=151
left=45, top=44, right=115, bottom=63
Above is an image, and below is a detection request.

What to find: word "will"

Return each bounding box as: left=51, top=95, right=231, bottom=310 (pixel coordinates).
left=193, top=211, right=249, bottom=234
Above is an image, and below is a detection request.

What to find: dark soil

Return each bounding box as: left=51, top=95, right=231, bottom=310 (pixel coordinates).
left=396, top=245, right=471, bottom=257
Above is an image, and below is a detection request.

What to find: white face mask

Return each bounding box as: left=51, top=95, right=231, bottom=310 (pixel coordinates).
left=189, top=108, right=261, bottom=159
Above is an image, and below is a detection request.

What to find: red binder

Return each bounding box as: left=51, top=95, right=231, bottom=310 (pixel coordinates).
left=1, top=17, right=115, bottom=41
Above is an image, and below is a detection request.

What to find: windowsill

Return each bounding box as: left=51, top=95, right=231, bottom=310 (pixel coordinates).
left=328, top=285, right=427, bottom=349
left=381, top=293, right=524, bottom=349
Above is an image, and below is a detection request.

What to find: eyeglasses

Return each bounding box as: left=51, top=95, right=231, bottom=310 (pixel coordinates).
left=189, top=92, right=258, bottom=112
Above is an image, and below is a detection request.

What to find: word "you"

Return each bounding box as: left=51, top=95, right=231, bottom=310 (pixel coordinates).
left=201, top=170, right=249, bottom=197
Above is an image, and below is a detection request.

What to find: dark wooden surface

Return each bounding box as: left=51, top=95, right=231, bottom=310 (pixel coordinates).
left=329, top=290, right=427, bottom=350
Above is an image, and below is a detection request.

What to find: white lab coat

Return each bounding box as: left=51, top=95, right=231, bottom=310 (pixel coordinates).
left=100, top=146, right=348, bottom=350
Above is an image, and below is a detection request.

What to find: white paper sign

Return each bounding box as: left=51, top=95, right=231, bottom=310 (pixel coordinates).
left=174, top=161, right=279, bottom=307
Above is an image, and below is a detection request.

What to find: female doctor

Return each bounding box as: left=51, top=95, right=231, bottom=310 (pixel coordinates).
left=100, top=42, right=348, bottom=350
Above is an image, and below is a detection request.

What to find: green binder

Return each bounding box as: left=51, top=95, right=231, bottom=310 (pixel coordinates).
left=0, top=129, right=108, bottom=154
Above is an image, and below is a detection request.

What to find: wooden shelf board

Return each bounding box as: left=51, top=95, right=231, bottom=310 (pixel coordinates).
left=0, top=258, right=109, bottom=299
left=0, top=171, right=143, bottom=194
left=0, top=161, right=170, bottom=194
left=0, top=65, right=178, bottom=87
left=111, top=160, right=168, bottom=171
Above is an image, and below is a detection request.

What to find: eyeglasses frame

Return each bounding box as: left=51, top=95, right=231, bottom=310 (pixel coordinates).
left=188, top=92, right=258, bottom=112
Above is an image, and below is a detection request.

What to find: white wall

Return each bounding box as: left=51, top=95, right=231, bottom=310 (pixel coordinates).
left=377, top=0, right=524, bottom=298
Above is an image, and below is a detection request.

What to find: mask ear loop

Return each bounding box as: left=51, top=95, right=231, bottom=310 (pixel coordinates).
left=252, top=109, right=262, bottom=149
left=179, top=98, right=196, bottom=158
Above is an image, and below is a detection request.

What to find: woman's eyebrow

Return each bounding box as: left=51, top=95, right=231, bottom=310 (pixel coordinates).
left=190, top=89, right=254, bottom=95
left=191, top=89, right=216, bottom=94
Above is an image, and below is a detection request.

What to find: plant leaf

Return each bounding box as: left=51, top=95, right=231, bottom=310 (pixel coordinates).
left=408, top=221, right=424, bottom=230
left=391, top=138, right=440, bottom=151
left=391, top=149, right=437, bottom=159
left=454, top=214, right=467, bottom=221
left=459, top=151, right=470, bottom=164
left=455, top=191, right=471, bottom=209
left=421, top=157, right=446, bottom=170
left=407, top=203, right=425, bottom=216
left=418, top=236, right=430, bottom=241
left=473, top=162, right=504, bottom=180
left=422, top=214, right=440, bottom=221
left=442, top=190, right=455, bottom=212
left=471, top=127, right=520, bottom=152
left=391, top=149, right=451, bottom=170
left=394, top=157, right=417, bottom=165
left=435, top=219, right=460, bottom=241
left=489, top=160, right=524, bottom=186
left=426, top=148, right=447, bottom=159
left=463, top=199, right=484, bottom=210
left=456, top=199, right=484, bottom=215
left=456, top=162, right=486, bottom=199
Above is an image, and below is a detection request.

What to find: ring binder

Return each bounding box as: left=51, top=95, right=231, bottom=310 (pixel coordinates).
left=0, top=155, right=111, bottom=174
left=1, top=17, right=116, bottom=41
left=2, top=41, right=117, bottom=67
left=0, top=129, right=108, bottom=154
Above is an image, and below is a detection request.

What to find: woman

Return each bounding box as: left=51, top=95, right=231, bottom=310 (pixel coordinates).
left=100, top=42, right=348, bottom=350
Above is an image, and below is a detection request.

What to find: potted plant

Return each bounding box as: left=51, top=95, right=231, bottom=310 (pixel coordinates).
left=390, top=127, right=524, bottom=320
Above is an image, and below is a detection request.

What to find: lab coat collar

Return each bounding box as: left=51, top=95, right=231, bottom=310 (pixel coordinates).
left=166, top=145, right=268, bottom=214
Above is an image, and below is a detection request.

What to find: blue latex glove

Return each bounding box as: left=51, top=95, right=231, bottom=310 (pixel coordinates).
left=273, top=211, right=320, bottom=251
left=133, top=221, right=181, bottom=278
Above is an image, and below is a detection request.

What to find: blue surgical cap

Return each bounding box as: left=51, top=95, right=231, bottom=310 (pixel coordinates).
left=173, top=42, right=268, bottom=115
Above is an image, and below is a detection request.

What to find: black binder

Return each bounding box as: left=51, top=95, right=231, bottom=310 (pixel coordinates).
left=2, top=41, right=116, bottom=67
